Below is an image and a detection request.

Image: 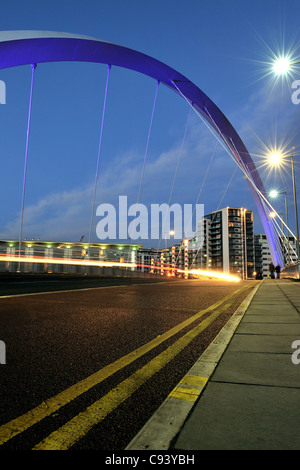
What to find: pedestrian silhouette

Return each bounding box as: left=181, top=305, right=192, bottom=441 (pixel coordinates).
left=269, top=262, right=275, bottom=279
left=275, top=264, right=281, bottom=279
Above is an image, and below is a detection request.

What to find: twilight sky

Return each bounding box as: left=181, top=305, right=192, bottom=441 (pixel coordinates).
left=0, top=0, right=299, bottom=248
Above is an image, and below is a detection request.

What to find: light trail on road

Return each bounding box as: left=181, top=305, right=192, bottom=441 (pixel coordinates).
left=0, top=253, right=136, bottom=269
left=0, top=253, right=242, bottom=282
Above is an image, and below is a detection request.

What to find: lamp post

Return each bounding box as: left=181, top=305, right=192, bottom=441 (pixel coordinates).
left=163, top=230, right=175, bottom=277
left=268, top=149, right=299, bottom=275
left=184, top=238, right=189, bottom=279
left=269, top=58, right=300, bottom=276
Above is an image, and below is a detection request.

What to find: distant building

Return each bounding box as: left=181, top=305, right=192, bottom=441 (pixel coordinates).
left=195, top=207, right=255, bottom=279
left=137, top=242, right=190, bottom=277
left=0, top=240, right=142, bottom=275
left=136, top=248, right=154, bottom=273
left=254, top=234, right=272, bottom=278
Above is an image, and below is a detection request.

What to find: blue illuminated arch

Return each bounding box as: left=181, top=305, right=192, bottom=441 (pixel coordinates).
left=0, top=30, right=282, bottom=266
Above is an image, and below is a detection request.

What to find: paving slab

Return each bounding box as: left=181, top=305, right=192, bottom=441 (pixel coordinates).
left=173, top=382, right=300, bottom=450
left=211, top=350, right=299, bottom=387
left=243, top=315, right=299, bottom=323
left=236, top=322, right=300, bottom=335
left=229, top=334, right=298, bottom=353
left=172, top=280, right=300, bottom=450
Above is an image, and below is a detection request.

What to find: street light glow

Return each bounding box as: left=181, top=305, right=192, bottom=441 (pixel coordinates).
left=269, top=190, right=279, bottom=199
left=272, top=56, right=291, bottom=76
left=269, top=152, right=282, bottom=166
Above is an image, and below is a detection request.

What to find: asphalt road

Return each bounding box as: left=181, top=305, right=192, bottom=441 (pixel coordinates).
left=0, top=273, right=169, bottom=297
left=0, top=275, right=256, bottom=451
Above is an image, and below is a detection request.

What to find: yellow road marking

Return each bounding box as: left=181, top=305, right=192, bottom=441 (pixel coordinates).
left=180, top=374, right=208, bottom=387
left=168, top=387, right=201, bottom=402
left=168, top=375, right=208, bottom=402
left=169, top=387, right=200, bottom=401
left=0, top=285, right=250, bottom=446
left=33, top=299, right=241, bottom=450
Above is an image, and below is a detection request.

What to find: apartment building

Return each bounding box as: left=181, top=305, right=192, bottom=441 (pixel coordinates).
left=195, top=207, right=255, bottom=279
left=254, top=234, right=272, bottom=278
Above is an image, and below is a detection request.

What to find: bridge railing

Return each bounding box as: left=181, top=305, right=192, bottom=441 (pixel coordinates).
left=280, top=262, right=300, bottom=280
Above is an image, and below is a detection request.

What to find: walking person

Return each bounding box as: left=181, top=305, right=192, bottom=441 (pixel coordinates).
left=275, top=264, right=281, bottom=279
left=269, top=262, right=275, bottom=279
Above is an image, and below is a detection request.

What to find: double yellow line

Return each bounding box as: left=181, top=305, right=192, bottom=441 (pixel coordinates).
left=0, top=285, right=250, bottom=450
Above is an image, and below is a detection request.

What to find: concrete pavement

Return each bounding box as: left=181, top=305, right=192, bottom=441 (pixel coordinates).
left=127, top=279, right=300, bottom=451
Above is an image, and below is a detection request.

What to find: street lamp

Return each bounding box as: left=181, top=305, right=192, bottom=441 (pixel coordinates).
left=164, top=230, right=175, bottom=249
left=268, top=149, right=299, bottom=274
left=183, top=238, right=189, bottom=279
left=272, top=57, right=300, bottom=76
left=269, top=152, right=282, bottom=167
left=269, top=189, right=290, bottom=264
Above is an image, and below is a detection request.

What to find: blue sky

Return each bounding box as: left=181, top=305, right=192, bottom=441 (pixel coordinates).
left=0, top=0, right=299, bottom=247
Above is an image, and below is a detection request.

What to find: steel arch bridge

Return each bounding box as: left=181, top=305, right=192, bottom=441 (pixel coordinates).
left=0, top=30, right=282, bottom=267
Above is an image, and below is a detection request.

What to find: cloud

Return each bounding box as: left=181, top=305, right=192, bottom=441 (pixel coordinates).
left=0, top=185, right=94, bottom=241
left=2, top=76, right=297, bottom=244
left=0, top=119, right=220, bottom=243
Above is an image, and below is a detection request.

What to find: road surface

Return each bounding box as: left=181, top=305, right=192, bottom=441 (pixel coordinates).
left=0, top=275, right=256, bottom=450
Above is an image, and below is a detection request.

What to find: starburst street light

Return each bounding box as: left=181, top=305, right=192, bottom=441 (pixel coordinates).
left=273, top=57, right=292, bottom=75
left=269, top=189, right=279, bottom=198
left=272, top=56, right=300, bottom=77
left=253, top=37, right=300, bottom=90
left=269, top=152, right=282, bottom=167
left=263, top=148, right=290, bottom=177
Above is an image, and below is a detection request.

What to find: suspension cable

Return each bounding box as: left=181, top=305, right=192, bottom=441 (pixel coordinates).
left=18, top=63, right=37, bottom=270
left=271, top=216, right=297, bottom=261
left=171, top=80, right=296, bottom=266
left=127, top=80, right=160, bottom=262
left=185, top=140, right=218, bottom=239
left=87, top=64, right=111, bottom=258
left=136, top=80, right=160, bottom=209
left=157, top=107, right=192, bottom=251
left=173, top=140, right=218, bottom=271
left=190, top=165, right=237, bottom=269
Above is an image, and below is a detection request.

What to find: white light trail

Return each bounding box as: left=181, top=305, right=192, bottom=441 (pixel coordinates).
left=0, top=254, right=137, bottom=269
left=177, top=268, right=241, bottom=282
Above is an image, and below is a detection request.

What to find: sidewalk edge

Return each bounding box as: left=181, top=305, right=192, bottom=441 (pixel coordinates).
left=126, top=281, right=262, bottom=451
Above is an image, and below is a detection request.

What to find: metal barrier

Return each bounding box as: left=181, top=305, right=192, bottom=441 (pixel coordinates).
left=280, top=262, right=300, bottom=280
